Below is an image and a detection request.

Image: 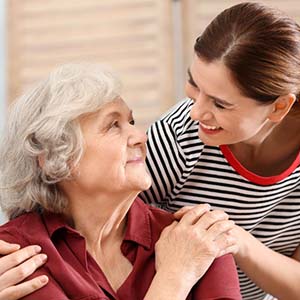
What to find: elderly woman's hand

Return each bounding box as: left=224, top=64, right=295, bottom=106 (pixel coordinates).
left=0, top=240, right=48, bottom=300
left=173, top=204, right=239, bottom=257
left=155, top=204, right=237, bottom=292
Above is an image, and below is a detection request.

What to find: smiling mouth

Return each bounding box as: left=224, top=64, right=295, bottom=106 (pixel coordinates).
left=200, top=122, right=222, bottom=131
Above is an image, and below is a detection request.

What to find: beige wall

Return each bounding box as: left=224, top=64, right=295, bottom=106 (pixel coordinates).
left=7, top=0, right=174, bottom=130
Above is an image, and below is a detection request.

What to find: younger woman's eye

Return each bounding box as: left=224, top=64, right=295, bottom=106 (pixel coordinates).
left=129, top=119, right=135, bottom=125
left=214, top=101, right=226, bottom=109
left=188, top=79, right=199, bottom=90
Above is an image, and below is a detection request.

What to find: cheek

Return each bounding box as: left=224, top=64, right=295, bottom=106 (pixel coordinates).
left=190, top=103, right=200, bottom=121
left=229, top=117, right=260, bottom=137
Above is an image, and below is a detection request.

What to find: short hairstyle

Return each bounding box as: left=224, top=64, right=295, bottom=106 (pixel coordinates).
left=0, top=63, right=121, bottom=219
left=194, top=2, right=300, bottom=105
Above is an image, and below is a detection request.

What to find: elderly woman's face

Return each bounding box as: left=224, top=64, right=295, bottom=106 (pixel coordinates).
left=73, top=98, right=151, bottom=196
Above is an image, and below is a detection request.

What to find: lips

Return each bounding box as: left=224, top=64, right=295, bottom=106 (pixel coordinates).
left=127, top=157, right=144, bottom=163
left=199, top=122, right=222, bottom=135
left=200, top=122, right=222, bottom=130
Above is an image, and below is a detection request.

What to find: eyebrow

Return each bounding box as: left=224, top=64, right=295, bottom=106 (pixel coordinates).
left=187, top=68, right=234, bottom=107
left=103, top=109, right=133, bottom=121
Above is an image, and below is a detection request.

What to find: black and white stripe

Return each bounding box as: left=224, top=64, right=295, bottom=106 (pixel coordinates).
left=140, top=99, right=300, bottom=300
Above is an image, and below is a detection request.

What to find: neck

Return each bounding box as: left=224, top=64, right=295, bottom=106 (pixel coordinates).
left=236, top=113, right=299, bottom=152
left=66, top=191, right=139, bottom=254
left=228, top=115, right=300, bottom=176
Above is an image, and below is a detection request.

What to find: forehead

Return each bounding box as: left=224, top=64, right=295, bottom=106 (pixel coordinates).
left=99, top=98, right=130, bottom=115
left=190, top=55, right=246, bottom=100
left=80, top=98, right=131, bottom=126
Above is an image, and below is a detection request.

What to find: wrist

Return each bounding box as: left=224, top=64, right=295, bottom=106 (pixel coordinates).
left=144, top=269, right=194, bottom=300
left=233, top=225, right=252, bottom=261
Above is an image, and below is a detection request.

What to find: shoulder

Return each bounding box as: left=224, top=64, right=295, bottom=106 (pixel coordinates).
left=135, top=198, right=174, bottom=231
left=148, top=98, right=198, bottom=137
left=193, top=254, right=241, bottom=299
left=148, top=204, right=174, bottom=226
left=146, top=99, right=204, bottom=159
left=0, top=212, right=47, bottom=245
left=161, top=98, right=193, bottom=121
left=0, top=212, right=42, bottom=232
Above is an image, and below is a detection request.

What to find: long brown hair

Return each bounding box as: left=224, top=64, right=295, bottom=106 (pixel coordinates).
left=194, top=2, right=300, bottom=105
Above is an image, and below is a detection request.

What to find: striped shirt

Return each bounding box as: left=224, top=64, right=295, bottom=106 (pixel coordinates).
left=140, top=98, right=300, bottom=300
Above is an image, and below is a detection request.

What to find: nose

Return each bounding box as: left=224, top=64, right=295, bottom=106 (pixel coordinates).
left=190, top=93, right=213, bottom=122
left=128, top=125, right=148, bottom=147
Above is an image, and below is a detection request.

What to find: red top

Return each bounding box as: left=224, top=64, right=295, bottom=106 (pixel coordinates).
left=0, top=198, right=241, bottom=300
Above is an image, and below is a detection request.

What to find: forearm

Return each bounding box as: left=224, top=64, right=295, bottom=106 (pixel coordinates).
left=234, top=227, right=300, bottom=300
left=144, top=270, right=191, bottom=300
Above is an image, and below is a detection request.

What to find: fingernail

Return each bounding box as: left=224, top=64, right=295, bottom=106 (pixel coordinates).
left=40, top=275, right=48, bottom=284
left=10, top=243, right=21, bottom=249
left=34, top=246, right=42, bottom=253
left=39, top=254, right=47, bottom=263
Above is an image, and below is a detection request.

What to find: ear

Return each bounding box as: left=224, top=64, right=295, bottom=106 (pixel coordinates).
left=268, top=93, right=296, bottom=122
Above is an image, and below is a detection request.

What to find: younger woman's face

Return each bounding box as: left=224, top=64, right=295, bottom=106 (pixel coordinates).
left=185, top=55, right=274, bottom=146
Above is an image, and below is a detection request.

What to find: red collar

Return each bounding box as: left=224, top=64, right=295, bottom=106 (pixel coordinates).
left=43, top=198, right=152, bottom=249
left=220, top=145, right=300, bottom=185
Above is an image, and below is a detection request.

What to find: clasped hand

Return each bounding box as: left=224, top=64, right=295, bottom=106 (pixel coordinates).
left=155, top=204, right=238, bottom=290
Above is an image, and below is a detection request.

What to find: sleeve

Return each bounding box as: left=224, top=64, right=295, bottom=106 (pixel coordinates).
left=0, top=229, right=70, bottom=300
left=192, top=254, right=242, bottom=300
left=140, top=99, right=196, bottom=207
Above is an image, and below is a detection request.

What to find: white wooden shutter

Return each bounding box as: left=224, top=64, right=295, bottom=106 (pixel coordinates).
left=181, top=0, right=300, bottom=69
left=7, top=0, right=174, bottom=129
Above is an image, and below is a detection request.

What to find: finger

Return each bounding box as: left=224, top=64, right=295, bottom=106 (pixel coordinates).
left=0, top=253, right=47, bottom=290
left=217, top=244, right=239, bottom=257
left=194, top=210, right=229, bottom=230
left=0, top=275, right=48, bottom=300
left=178, top=204, right=211, bottom=226
left=0, top=240, right=20, bottom=255
left=159, top=220, right=178, bottom=238
left=0, top=245, right=42, bottom=275
left=206, top=220, right=235, bottom=239
left=173, top=206, right=195, bottom=219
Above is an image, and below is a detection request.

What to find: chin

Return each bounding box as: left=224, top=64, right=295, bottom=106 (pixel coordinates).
left=140, top=178, right=152, bottom=191
left=198, top=134, right=222, bottom=147
left=200, top=138, right=221, bottom=147
left=135, top=175, right=152, bottom=192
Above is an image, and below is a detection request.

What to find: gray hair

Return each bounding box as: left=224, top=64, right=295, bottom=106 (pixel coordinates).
left=0, top=63, right=121, bottom=219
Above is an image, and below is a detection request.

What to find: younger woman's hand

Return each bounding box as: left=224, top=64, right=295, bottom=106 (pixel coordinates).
left=0, top=240, right=48, bottom=300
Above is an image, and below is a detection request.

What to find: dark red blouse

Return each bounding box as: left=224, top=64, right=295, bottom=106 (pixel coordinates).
left=0, top=198, right=241, bottom=300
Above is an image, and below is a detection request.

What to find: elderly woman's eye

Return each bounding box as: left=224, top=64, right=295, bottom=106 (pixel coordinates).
left=111, top=120, right=119, bottom=128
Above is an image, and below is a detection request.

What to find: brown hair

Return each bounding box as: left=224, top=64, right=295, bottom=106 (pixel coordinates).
left=194, top=2, right=300, bottom=104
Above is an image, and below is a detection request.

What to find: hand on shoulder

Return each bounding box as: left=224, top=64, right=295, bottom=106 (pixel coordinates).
left=155, top=204, right=237, bottom=295
left=0, top=240, right=48, bottom=300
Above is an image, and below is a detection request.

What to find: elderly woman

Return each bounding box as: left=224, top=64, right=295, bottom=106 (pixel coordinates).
left=0, top=64, right=240, bottom=300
